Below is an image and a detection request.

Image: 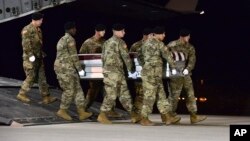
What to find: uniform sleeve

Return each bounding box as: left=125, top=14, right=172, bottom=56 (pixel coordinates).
left=186, top=45, right=196, bottom=71
left=137, top=46, right=144, bottom=66
left=21, top=28, right=34, bottom=57
left=68, top=39, right=83, bottom=71
left=129, top=42, right=138, bottom=52
left=119, top=40, right=133, bottom=72
left=79, top=40, right=89, bottom=54
left=161, top=43, right=176, bottom=69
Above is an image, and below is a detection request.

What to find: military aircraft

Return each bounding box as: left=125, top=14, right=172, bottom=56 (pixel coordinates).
left=0, top=0, right=76, bottom=23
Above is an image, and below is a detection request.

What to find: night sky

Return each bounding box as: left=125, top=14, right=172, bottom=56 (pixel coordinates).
left=0, top=0, right=250, bottom=115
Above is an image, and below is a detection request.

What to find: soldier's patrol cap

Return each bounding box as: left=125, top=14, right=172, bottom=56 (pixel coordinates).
left=153, top=26, right=165, bottom=34
left=32, top=12, right=44, bottom=20
left=95, top=24, right=106, bottom=31
left=112, top=23, right=125, bottom=31
left=143, top=28, right=153, bottom=35
left=179, top=28, right=191, bottom=37
left=64, top=22, right=76, bottom=30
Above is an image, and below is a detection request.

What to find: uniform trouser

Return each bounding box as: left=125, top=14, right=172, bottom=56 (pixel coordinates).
left=19, top=59, right=49, bottom=97
left=100, top=72, right=133, bottom=112
left=133, top=81, right=144, bottom=114
left=84, top=80, right=102, bottom=109
left=55, top=68, right=85, bottom=110
left=140, top=75, right=172, bottom=118
left=168, top=76, right=197, bottom=114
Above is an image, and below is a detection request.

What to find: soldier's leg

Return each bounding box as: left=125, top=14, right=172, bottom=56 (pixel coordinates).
left=183, top=76, right=206, bottom=123
left=74, top=74, right=92, bottom=121
left=56, top=72, right=75, bottom=121
left=133, top=81, right=144, bottom=114
left=168, top=77, right=184, bottom=114
left=157, top=80, right=181, bottom=125
left=84, top=80, right=102, bottom=110
left=37, top=61, right=57, bottom=104
left=140, top=76, right=157, bottom=126
left=103, top=86, right=122, bottom=118
left=98, top=73, right=118, bottom=124
left=17, top=61, right=37, bottom=103
left=118, top=75, right=133, bottom=112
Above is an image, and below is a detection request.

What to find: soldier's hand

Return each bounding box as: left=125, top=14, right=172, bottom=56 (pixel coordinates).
left=29, top=55, right=35, bottom=62
left=78, top=70, right=85, bottom=76
left=183, top=69, right=189, bottom=75
left=171, top=69, right=177, bottom=75
left=128, top=71, right=137, bottom=79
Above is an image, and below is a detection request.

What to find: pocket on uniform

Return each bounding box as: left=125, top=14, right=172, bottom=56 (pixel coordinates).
left=103, top=73, right=118, bottom=87
left=23, top=61, right=33, bottom=69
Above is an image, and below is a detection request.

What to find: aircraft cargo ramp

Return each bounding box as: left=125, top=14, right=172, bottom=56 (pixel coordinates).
left=0, top=77, right=129, bottom=126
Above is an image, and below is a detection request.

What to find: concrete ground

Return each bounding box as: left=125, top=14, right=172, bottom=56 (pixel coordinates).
left=1, top=114, right=250, bottom=141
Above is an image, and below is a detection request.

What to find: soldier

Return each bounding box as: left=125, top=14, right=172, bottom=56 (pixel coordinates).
left=16, top=12, right=57, bottom=104
left=138, top=26, right=180, bottom=126
left=79, top=24, right=106, bottom=110
left=97, top=23, right=139, bottom=124
left=54, top=22, right=92, bottom=121
left=79, top=24, right=120, bottom=117
left=167, top=28, right=207, bottom=124
left=129, top=28, right=152, bottom=116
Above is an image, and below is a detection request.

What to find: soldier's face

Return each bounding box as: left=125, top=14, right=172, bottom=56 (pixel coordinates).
left=98, top=31, right=105, bottom=37
left=114, top=30, right=125, bottom=38
left=33, top=19, right=43, bottom=27
left=72, top=28, right=77, bottom=36
left=37, top=19, right=43, bottom=27
left=120, top=30, right=125, bottom=37
left=158, top=33, right=165, bottom=41
left=183, top=35, right=190, bottom=43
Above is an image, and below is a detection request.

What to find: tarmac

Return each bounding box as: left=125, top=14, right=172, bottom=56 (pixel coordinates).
left=1, top=114, right=250, bottom=141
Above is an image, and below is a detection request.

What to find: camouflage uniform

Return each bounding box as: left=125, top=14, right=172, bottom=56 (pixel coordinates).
left=79, top=36, right=105, bottom=109
left=100, top=35, right=134, bottom=112
left=18, top=23, right=50, bottom=98
left=129, top=39, right=144, bottom=114
left=167, top=39, right=197, bottom=114
left=54, top=33, right=86, bottom=110
left=138, top=38, right=175, bottom=118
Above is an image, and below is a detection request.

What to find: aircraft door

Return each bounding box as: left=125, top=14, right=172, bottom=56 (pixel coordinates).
left=0, top=0, right=4, bottom=20
left=40, top=0, right=51, bottom=7
left=20, top=0, right=32, bottom=13
left=3, top=0, right=22, bottom=18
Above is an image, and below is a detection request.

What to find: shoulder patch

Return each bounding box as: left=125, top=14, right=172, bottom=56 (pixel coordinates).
left=168, top=41, right=176, bottom=47
left=164, top=47, right=168, bottom=51
left=22, top=30, right=28, bottom=35
left=69, top=42, right=75, bottom=47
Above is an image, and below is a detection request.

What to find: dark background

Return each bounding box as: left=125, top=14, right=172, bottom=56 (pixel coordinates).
left=0, top=0, right=250, bottom=115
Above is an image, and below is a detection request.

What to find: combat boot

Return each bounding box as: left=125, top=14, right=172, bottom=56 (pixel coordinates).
left=97, top=112, right=112, bottom=124
left=77, top=108, right=93, bottom=121
left=42, top=96, right=57, bottom=104
left=130, top=111, right=141, bottom=123
left=16, top=93, right=30, bottom=103
left=190, top=113, right=207, bottom=124
left=164, top=113, right=181, bottom=125
left=56, top=109, right=72, bottom=121
left=107, top=110, right=122, bottom=118
left=139, top=117, right=155, bottom=126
